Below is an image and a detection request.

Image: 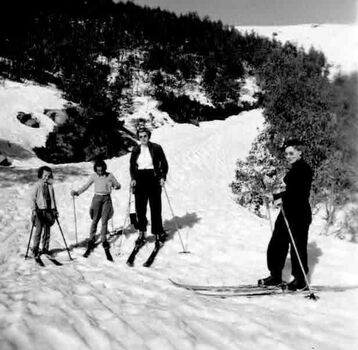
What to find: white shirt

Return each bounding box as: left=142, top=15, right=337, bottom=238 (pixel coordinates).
left=137, top=145, right=153, bottom=169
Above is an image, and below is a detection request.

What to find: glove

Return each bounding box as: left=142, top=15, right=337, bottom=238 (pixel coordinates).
left=52, top=209, right=59, bottom=218
left=31, top=210, right=37, bottom=223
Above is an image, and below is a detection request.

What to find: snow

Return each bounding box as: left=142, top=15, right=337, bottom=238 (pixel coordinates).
left=1, top=23, right=358, bottom=350
left=1, top=108, right=358, bottom=350
left=236, top=24, right=358, bottom=78
left=0, top=80, right=68, bottom=153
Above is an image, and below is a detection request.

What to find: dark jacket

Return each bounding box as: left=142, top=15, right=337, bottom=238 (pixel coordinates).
left=130, top=141, right=168, bottom=180
left=273, top=158, right=313, bottom=223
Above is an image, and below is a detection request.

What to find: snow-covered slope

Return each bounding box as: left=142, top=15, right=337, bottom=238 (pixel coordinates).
left=1, top=109, right=358, bottom=350
left=0, top=81, right=68, bottom=153
left=236, top=24, right=358, bottom=78
left=1, top=22, right=358, bottom=350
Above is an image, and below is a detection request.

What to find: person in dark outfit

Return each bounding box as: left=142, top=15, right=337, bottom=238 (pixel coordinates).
left=259, top=140, right=313, bottom=291
left=30, top=166, right=58, bottom=259
left=129, top=127, right=169, bottom=246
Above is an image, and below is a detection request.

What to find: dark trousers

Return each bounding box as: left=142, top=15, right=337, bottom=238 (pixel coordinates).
left=89, top=194, right=113, bottom=243
left=267, top=211, right=310, bottom=280
left=32, top=210, right=55, bottom=254
left=134, top=170, right=163, bottom=235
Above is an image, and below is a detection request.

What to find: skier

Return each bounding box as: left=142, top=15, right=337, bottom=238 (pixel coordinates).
left=71, top=159, right=121, bottom=261
left=259, top=139, right=313, bottom=291
left=30, top=166, right=58, bottom=262
left=128, top=127, right=168, bottom=263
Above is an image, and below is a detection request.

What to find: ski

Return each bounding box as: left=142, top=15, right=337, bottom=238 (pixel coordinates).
left=44, top=255, right=63, bottom=266
left=143, top=241, right=164, bottom=267
left=108, top=228, right=124, bottom=237
left=195, top=288, right=301, bottom=298
left=169, top=279, right=358, bottom=296
left=169, top=279, right=282, bottom=292
left=34, top=256, right=45, bottom=267
left=126, top=238, right=146, bottom=266
left=104, top=248, right=114, bottom=262
left=83, top=241, right=101, bottom=258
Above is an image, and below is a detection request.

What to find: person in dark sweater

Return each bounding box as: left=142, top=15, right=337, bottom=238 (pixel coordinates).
left=129, top=127, right=169, bottom=247
left=259, top=139, right=313, bottom=291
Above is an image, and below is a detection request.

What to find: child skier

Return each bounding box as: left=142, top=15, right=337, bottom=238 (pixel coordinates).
left=71, top=159, right=121, bottom=261
left=30, top=166, right=58, bottom=264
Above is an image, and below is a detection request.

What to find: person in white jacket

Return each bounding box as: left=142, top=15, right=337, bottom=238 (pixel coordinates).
left=30, top=166, right=58, bottom=259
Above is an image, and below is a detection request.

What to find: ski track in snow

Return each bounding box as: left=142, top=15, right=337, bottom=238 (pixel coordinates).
left=1, top=110, right=358, bottom=350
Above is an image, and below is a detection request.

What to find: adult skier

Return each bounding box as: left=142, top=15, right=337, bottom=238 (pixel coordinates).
left=259, top=139, right=313, bottom=291
left=127, top=127, right=168, bottom=265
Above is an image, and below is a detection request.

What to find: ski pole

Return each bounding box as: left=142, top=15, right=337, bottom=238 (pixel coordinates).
left=55, top=217, right=73, bottom=260
left=25, top=221, right=35, bottom=259
left=265, top=198, right=273, bottom=233
left=281, top=206, right=318, bottom=300
left=163, top=185, right=189, bottom=253
left=72, top=195, right=78, bottom=244
left=117, top=189, right=132, bottom=255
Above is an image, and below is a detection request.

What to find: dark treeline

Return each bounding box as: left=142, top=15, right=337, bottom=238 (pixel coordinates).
left=0, top=0, right=275, bottom=163
left=1, top=0, right=356, bottom=232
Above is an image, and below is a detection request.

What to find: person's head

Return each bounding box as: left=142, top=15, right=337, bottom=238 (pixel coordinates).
left=284, top=139, right=304, bottom=165
left=137, top=127, right=151, bottom=146
left=93, top=159, right=107, bottom=175
left=37, top=166, right=53, bottom=182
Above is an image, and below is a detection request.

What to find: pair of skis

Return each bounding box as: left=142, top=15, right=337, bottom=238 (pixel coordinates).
left=33, top=254, right=63, bottom=267
left=126, top=238, right=164, bottom=267
left=169, top=279, right=355, bottom=298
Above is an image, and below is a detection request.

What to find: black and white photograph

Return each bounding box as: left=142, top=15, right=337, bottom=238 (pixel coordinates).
left=0, top=0, right=357, bottom=349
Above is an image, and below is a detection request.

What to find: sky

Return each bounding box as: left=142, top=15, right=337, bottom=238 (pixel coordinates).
left=119, top=0, right=358, bottom=25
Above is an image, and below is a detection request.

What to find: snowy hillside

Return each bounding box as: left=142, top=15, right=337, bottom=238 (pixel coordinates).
left=1, top=23, right=358, bottom=350
left=1, top=108, right=358, bottom=349
left=236, top=24, right=358, bottom=78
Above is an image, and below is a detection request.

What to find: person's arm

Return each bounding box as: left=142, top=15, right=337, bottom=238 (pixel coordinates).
left=110, top=173, right=121, bottom=190
left=30, top=183, right=39, bottom=212
left=50, top=184, right=58, bottom=216
left=30, top=183, right=39, bottom=222
left=71, top=175, right=94, bottom=196
left=159, top=145, right=168, bottom=181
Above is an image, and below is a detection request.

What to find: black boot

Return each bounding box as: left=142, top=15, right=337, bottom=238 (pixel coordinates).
left=103, top=241, right=113, bottom=262
left=33, top=248, right=44, bottom=266
left=135, top=231, right=146, bottom=245
left=258, top=273, right=282, bottom=287
left=83, top=239, right=95, bottom=258
left=287, top=278, right=307, bottom=291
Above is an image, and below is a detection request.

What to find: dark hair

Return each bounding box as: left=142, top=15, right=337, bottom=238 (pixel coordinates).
left=37, top=166, right=53, bottom=179
left=93, top=159, right=107, bottom=172
left=283, top=139, right=304, bottom=151
left=136, top=127, right=151, bottom=139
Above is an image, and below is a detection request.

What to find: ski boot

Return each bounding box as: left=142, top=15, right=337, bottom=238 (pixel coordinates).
left=83, top=239, right=95, bottom=258
left=258, top=274, right=283, bottom=287
left=103, top=241, right=114, bottom=262
left=287, top=278, right=308, bottom=291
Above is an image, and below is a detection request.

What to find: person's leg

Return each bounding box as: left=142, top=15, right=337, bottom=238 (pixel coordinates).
left=41, top=224, right=51, bottom=253
left=148, top=179, right=163, bottom=236
left=268, top=213, right=289, bottom=276
left=89, top=195, right=103, bottom=242
left=99, top=196, right=113, bottom=243
left=32, top=213, right=43, bottom=257
left=289, top=221, right=310, bottom=282
left=135, top=177, right=149, bottom=234
left=265, top=213, right=289, bottom=282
